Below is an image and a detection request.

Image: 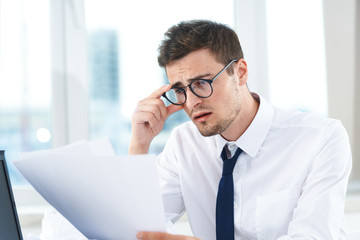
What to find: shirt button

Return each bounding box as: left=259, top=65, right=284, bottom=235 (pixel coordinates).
left=234, top=202, right=238, bottom=208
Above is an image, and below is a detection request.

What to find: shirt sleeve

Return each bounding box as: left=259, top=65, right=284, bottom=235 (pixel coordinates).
left=277, top=120, right=352, bottom=239
left=156, top=128, right=186, bottom=224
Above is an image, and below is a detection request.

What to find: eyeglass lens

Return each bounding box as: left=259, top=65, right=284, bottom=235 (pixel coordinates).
left=165, top=79, right=212, bottom=105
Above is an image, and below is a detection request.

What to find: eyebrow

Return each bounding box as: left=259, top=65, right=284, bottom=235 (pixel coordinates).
left=171, top=73, right=213, bottom=88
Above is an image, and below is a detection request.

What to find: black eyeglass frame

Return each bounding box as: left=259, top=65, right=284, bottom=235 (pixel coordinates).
left=162, top=59, right=239, bottom=105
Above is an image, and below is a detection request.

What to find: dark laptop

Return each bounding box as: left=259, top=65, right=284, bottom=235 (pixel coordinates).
left=0, top=150, right=23, bottom=240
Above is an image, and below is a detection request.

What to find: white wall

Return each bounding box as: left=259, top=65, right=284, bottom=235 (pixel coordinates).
left=323, top=0, right=360, bottom=181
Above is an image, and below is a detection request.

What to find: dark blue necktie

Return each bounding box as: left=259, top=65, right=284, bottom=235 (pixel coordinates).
left=216, top=145, right=243, bottom=240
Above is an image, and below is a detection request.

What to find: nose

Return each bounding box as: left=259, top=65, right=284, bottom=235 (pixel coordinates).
left=185, top=88, right=203, bottom=109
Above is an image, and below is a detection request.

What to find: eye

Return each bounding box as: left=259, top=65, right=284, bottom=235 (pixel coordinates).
left=192, top=80, right=208, bottom=89
left=173, top=88, right=185, bottom=94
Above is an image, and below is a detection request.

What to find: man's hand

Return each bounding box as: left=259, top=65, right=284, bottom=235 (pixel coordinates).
left=129, top=85, right=183, bottom=154
left=136, top=231, right=200, bottom=240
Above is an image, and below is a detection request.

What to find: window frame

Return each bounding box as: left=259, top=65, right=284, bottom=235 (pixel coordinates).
left=50, top=0, right=89, bottom=147
left=322, top=0, right=360, bottom=187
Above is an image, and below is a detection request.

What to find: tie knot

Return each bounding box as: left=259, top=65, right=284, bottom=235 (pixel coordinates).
left=221, top=146, right=242, bottom=176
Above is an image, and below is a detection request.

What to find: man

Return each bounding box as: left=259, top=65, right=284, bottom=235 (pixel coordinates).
left=130, top=20, right=352, bottom=240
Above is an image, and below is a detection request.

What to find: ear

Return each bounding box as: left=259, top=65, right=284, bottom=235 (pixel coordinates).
left=234, top=59, right=248, bottom=86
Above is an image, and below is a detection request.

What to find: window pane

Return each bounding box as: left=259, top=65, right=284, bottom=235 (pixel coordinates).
left=85, top=0, right=234, bottom=154
left=266, top=0, right=328, bottom=115
left=0, top=0, right=51, bottom=184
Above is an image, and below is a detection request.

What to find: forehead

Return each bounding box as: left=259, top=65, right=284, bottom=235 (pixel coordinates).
left=165, top=49, right=221, bottom=84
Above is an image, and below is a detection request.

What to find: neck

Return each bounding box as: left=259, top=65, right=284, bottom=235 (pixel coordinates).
left=220, top=92, right=259, bottom=141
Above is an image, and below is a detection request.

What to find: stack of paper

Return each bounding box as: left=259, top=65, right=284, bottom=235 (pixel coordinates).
left=14, top=138, right=166, bottom=240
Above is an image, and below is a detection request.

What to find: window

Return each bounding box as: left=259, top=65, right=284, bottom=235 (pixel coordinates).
left=266, top=0, right=328, bottom=115
left=0, top=0, right=51, bottom=185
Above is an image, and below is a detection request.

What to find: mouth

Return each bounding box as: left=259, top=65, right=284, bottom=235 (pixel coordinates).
left=193, top=112, right=212, bottom=123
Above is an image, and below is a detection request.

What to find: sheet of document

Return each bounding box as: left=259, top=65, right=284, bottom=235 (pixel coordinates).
left=14, top=139, right=166, bottom=240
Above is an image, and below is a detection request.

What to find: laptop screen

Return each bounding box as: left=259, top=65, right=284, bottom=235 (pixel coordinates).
left=0, top=151, right=23, bottom=240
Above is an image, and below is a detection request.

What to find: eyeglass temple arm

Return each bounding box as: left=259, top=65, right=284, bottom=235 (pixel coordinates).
left=211, top=59, right=239, bottom=82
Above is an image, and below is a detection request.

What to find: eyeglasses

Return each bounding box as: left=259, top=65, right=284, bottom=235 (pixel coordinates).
left=162, top=59, right=238, bottom=105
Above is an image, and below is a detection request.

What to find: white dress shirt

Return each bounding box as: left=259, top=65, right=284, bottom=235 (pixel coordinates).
left=156, top=94, right=352, bottom=240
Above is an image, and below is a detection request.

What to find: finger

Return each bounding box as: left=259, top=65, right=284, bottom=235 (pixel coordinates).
left=166, top=104, right=184, bottom=118
left=133, top=111, right=159, bottom=128
left=147, top=84, right=172, bottom=99
left=137, top=99, right=167, bottom=121
left=137, top=232, right=166, bottom=240
left=137, top=231, right=194, bottom=240
left=136, top=103, right=163, bottom=122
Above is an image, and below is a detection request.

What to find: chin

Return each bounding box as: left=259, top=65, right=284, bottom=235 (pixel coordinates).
left=197, top=124, right=221, bottom=137
left=199, top=131, right=216, bottom=137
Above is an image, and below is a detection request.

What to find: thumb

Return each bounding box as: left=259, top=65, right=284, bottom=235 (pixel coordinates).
left=166, top=104, right=184, bottom=118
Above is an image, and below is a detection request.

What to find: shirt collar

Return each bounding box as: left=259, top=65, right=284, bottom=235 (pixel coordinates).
left=215, top=93, right=274, bottom=158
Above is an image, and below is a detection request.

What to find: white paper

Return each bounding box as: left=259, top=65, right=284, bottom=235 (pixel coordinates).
left=39, top=209, right=87, bottom=240
left=14, top=140, right=166, bottom=240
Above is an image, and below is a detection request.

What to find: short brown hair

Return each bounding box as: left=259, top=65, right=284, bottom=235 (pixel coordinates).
left=158, top=20, right=244, bottom=73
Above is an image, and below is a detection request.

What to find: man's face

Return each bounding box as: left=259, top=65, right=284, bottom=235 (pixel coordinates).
left=166, top=49, right=244, bottom=137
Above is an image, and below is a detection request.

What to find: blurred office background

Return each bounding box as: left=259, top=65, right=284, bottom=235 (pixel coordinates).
left=0, top=0, right=359, bottom=239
